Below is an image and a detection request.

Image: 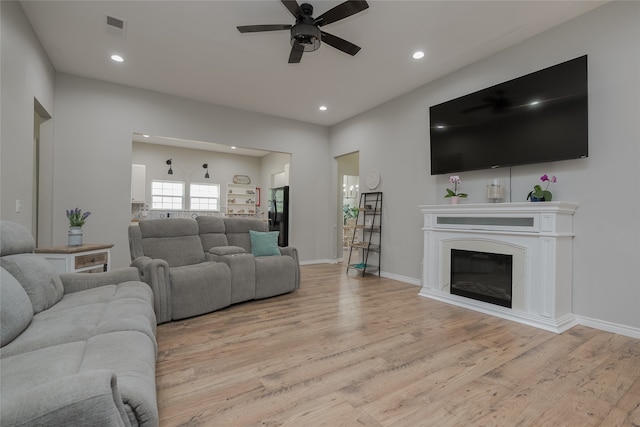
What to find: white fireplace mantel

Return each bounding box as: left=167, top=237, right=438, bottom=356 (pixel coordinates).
left=419, top=202, right=579, bottom=333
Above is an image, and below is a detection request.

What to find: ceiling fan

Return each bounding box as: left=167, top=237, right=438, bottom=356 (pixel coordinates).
left=237, top=0, right=369, bottom=63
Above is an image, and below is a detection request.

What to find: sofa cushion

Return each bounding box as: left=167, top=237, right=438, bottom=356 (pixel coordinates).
left=0, top=282, right=156, bottom=358
left=0, top=221, right=35, bottom=256
left=224, top=218, right=267, bottom=252
left=249, top=230, right=281, bottom=257
left=0, top=254, right=64, bottom=314
left=0, top=268, right=33, bottom=347
left=255, top=256, right=297, bottom=299
left=139, top=218, right=206, bottom=267
left=169, top=262, right=232, bottom=320
left=197, top=216, right=230, bottom=250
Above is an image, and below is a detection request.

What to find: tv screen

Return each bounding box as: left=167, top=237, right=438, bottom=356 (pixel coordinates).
left=429, top=55, right=588, bottom=175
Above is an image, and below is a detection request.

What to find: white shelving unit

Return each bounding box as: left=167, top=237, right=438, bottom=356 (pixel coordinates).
left=226, top=183, right=256, bottom=216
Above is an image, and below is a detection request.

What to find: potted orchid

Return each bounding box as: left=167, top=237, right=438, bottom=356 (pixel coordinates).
left=527, top=174, right=557, bottom=202
left=444, top=175, right=468, bottom=204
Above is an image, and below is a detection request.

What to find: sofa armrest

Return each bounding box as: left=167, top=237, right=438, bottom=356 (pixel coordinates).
left=207, top=246, right=246, bottom=256
left=131, top=256, right=172, bottom=324
left=0, top=370, right=131, bottom=427
left=60, top=267, right=141, bottom=294
left=278, top=246, right=300, bottom=289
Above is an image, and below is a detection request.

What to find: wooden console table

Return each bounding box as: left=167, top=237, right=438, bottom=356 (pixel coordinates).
left=34, top=243, right=114, bottom=273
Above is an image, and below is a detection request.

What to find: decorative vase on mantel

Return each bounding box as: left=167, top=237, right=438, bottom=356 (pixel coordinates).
left=450, top=196, right=460, bottom=205
left=68, top=226, right=83, bottom=246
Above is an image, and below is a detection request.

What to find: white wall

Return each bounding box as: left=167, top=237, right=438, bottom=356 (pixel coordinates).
left=330, top=2, right=640, bottom=330
left=0, top=1, right=55, bottom=236
left=51, top=73, right=331, bottom=268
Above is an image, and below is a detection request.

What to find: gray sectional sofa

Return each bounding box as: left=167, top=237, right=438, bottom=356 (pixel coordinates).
left=0, top=220, right=158, bottom=427
left=128, top=216, right=300, bottom=324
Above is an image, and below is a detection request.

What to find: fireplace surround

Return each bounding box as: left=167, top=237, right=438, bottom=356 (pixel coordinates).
left=419, top=202, right=578, bottom=333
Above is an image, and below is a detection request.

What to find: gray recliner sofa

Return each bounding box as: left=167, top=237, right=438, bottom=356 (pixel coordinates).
left=128, top=218, right=232, bottom=323
left=128, top=217, right=300, bottom=324
left=0, top=220, right=159, bottom=427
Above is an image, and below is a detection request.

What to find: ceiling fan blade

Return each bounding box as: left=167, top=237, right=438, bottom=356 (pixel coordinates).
left=315, top=0, right=369, bottom=27
left=237, top=24, right=292, bottom=33
left=281, top=0, right=301, bottom=18
left=289, top=42, right=304, bottom=63
left=320, top=31, right=361, bottom=56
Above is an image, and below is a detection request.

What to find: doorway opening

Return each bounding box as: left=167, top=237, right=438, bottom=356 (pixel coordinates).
left=34, top=99, right=52, bottom=247
left=335, top=151, right=359, bottom=264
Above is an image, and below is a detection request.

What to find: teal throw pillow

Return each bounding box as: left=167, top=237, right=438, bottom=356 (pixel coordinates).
left=249, top=230, right=281, bottom=257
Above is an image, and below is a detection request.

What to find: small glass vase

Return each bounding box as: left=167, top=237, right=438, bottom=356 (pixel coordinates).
left=68, top=226, right=83, bottom=246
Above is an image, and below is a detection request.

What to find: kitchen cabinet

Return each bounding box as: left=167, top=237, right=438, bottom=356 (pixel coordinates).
left=131, top=164, right=146, bottom=204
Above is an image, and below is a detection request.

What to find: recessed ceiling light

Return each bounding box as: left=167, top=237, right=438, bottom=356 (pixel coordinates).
left=110, top=54, right=124, bottom=62
left=142, top=134, right=150, bottom=138
left=230, top=146, right=237, bottom=150
left=413, top=51, right=425, bottom=60
left=319, top=105, right=327, bottom=111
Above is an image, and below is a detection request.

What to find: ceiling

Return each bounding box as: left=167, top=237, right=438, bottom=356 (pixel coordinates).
left=20, top=1, right=607, bottom=128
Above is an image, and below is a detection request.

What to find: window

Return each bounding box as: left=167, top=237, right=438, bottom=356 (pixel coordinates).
left=190, top=183, right=220, bottom=211
left=151, top=180, right=184, bottom=210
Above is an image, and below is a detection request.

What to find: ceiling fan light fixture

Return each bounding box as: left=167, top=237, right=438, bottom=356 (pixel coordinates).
left=291, top=24, right=321, bottom=52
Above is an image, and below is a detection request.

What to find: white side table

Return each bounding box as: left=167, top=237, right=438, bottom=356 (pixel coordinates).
left=34, top=243, right=114, bottom=273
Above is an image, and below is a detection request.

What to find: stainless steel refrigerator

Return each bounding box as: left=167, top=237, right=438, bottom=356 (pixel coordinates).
left=268, top=186, right=289, bottom=247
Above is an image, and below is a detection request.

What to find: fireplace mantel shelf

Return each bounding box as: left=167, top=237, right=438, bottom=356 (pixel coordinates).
left=419, top=201, right=579, bottom=214
left=419, top=201, right=579, bottom=333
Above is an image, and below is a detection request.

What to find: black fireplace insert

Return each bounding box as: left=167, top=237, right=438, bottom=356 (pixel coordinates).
left=450, top=249, right=513, bottom=308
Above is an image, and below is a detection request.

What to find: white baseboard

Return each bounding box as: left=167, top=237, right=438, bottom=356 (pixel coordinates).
left=380, top=271, right=421, bottom=286
left=299, top=259, right=338, bottom=266
left=574, top=315, right=640, bottom=339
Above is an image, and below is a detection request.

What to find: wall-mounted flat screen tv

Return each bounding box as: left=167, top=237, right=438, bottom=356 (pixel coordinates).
left=429, top=55, right=588, bottom=175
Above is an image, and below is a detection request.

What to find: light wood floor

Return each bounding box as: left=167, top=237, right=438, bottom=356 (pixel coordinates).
left=156, top=264, right=640, bottom=426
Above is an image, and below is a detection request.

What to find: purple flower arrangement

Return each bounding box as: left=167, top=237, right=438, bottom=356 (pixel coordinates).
left=66, top=208, right=91, bottom=227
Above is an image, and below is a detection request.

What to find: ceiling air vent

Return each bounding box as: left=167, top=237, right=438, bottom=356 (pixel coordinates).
left=105, top=14, right=127, bottom=38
